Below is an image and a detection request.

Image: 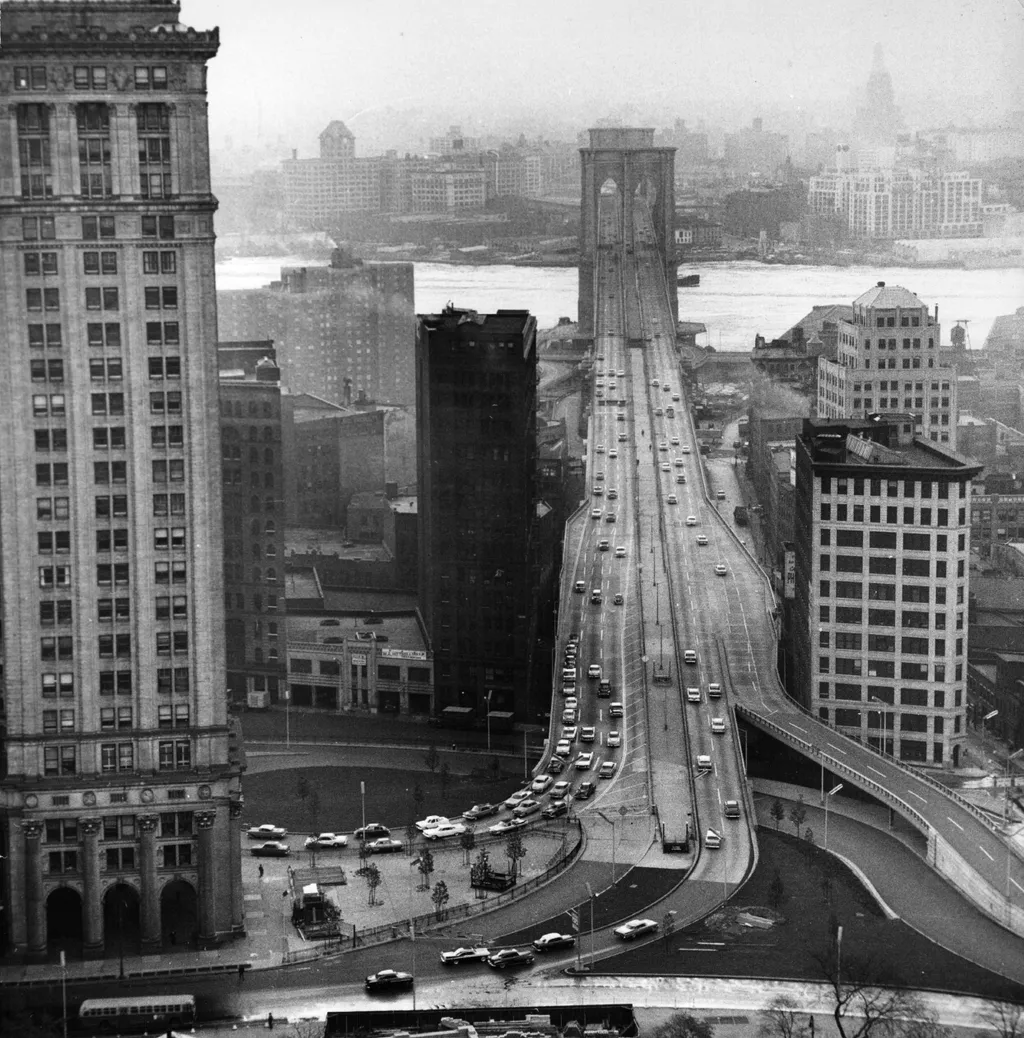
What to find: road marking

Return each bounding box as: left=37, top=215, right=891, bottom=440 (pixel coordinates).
left=907, top=790, right=927, bottom=804
left=1013, top=877, right=1024, bottom=896
left=788, top=723, right=808, bottom=733
left=866, top=765, right=885, bottom=778
left=946, top=816, right=964, bottom=832
left=979, top=845, right=994, bottom=862
left=827, top=743, right=847, bottom=755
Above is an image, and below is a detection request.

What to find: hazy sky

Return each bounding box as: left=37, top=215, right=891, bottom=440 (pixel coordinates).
left=191, top=0, right=1024, bottom=155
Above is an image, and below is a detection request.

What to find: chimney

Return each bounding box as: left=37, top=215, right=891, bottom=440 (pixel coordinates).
left=291, top=148, right=297, bottom=160
left=934, top=304, right=939, bottom=323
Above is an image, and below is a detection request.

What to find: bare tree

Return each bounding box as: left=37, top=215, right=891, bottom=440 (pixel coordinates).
left=423, top=744, right=441, bottom=775
left=758, top=995, right=811, bottom=1038
left=647, top=1013, right=715, bottom=1038
left=417, top=848, right=435, bottom=891
left=789, top=797, right=807, bottom=837
left=355, top=863, right=382, bottom=906
left=662, top=911, right=676, bottom=944
left=440, top=760, right=452, bottom=801
left=505, top=827, right=526, bottom=879
left=289, top=1021, right=328, bottom=1038
left=770, top=799, right=786, bottom=830
left=803, top=826, right=815, bottom=845
left=459, top=828, right=476, bottom=866
left=982, top=1001, right=1024, bottom=1038
left=431, top=879, right=450, bottom=921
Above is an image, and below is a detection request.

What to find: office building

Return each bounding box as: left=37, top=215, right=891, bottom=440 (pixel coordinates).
left=0, top=0, right=242, bottom=958
left=792, top=418, right=980, bottom=768
left=417, top=307, right=539, bottom=721
left=817, top=282, right=959, bottom=449
left=217, top=249, right=416, bottom=408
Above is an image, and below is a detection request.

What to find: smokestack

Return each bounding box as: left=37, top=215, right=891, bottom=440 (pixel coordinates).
left=292, top=148, right=297, bottom=160
left=934, top=304, right=939, bottom=324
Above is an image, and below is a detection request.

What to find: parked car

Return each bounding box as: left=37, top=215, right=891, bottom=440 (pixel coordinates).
left=366, top=837, right=404, bottom=854
left=354, top=823, right=390, bottom=841
left=416, top=815, right=450, bottom=832
left=250, top=841, right=290, bottom=858
left=304, top=832, right=348, bottom=849
left=246, top=824, right=287, bottom=840
left=365, top=969, right=414, bottom=991
left=462, top=803, right=500, bottom=822
left=423, top=822, right=467, bottom=841
left=487, top=948, right=535, bottom=969
left=440, top=946, right=491, bottom=966
left=532, top=932, right=575, bottom=952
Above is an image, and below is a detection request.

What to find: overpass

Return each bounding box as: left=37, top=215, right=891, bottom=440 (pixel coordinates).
left=553, top=128, right=1024, bottom=941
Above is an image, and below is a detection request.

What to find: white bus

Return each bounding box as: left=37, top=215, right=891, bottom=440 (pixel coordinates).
left=77, top=994, right=196, bottom=1034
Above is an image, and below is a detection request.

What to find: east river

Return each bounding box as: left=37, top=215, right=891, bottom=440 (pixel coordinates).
left=215, top=256, right=1022, bottom=352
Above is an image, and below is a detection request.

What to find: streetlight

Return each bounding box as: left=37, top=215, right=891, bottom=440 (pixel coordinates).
left=360, top=781, right=366, bottom=839
left=486, top=691, right=492, bottom=752
left=585, top=881, right=596, bottom=968
left=408, top=858, right=420, bottom=1011
left=60, top=949, right=67, bottom=1038
left=870, top=696, right=892, bottom=756
left=824, top=783, right=843, bottom=850
left=284, top=684, right=291, bottom=749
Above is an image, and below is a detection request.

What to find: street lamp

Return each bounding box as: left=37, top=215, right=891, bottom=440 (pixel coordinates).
left=585, top=881, right=596, bottom=968
left=360, top=781, right=366, bottom=840
left=408, top=858, right=420, bottom=1011
left=824, top=783, right=843, bottom=850
left=870, top=696, right=892, bottom=756
left=486, top=691, right=492, bottom=752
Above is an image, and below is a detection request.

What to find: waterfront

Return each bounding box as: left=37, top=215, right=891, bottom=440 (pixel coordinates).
left=215, top=257, right=1022, bottom=352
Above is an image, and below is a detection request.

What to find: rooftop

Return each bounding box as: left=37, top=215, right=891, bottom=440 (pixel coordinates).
left=288, top=611, right=427, bottom=653
left=853, top=282, right=926, bottom=311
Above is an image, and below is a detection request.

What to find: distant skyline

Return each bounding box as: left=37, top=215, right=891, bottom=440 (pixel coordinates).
left=192, top=0, right=1024, bottom=157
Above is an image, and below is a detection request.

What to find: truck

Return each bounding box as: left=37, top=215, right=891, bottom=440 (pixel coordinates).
left=734, top=505, right=748, bottom=526
left=246, top=690, right=270, bottom=711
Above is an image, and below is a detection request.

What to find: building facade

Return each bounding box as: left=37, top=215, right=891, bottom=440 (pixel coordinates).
left=0, top=0, right=242, bottom=959
left=792, top=419, right=980, bottom=768
left=219, top=344, right=286, bottom=707
left=817, top=282, right=959, bottom=449
left=416, top=308, right=539, bottom=721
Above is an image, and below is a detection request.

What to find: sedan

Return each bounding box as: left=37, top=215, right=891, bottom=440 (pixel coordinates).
left=564, top=696, right=578, bottom=712
left=670, top=436, right=680, bottom=446
left=503, top=789, right=532, bottom=809
left=555, top=739, right=572, bottom=757
left=711, top=717, right=727, bottom=734
left=658, top=441, right=668, bottom=451
left=574, top=752, right=595, bottom=770
left=591, top=509, right=602, bottom=520
left=605, top=513, right=616, bottom=523
left=607, top=730, right=621, bottom=748
left=423, top=822, right=467, bottom=841
left=596, top=444, right=605, bottom=453
left=614, top=918, right=658, bottom=941
left=686, top=687, right=701, bottom=703
left=416, top=815, right=449, bottom=832
left=531, top=774, right=554, bottom=794
left=615, top=546, right=626, bottom=558
left=489, top=817, right=528, bottom=835
left=542, top=799, right=569, bottom=819
left=532, top=932, right=576, bottom=952
left=715, top=563, right=728, bottom=576
left=654, top=407, right=664, bottom=416
left=463, top=803, right=500, bottom=822
left=661, top=462, right=671, bottom=473
left=487, top=948, right=535, bottom=969
left=676, top=474, right=686, bottom=484
left=613, top=593, right=624, bottom=605
left=512, top=799, right=541, bottom=819
left=674, top=458, right=685, bottom=469
left=618, top=433, right=627, bottom=442
left=617, top=369, right=626, bottom=377
left=580, top=726, right=596, bottom=743
left=365, top=969, right=414, bottom=992
left=593, top=485, right=604, bottom=496
left=681, top=444, right=691, bottom=454
left=696, top=754, right=713, bottom=773
left=551, top=780, right=571, bottom=798
left=667, top=494, right=678, bottom=505
left=609, top=449, right=618, bottom=458
left=696, top=534, right=708, bottom=546
left=685, top=516, right=698, bottom=526
left=588, top=663, right=602, bottom=679
left=247, top=824, right=287, bottom=840
left=606, top=488, right=618, bottom=500
left=598, top=761, right=617, bottom=779
left=250, top=841, right=290, bottom=858
left=304, top=832, right=348, bottom=849
left=548, top=755, right=567, bottom=775
left=576, top=781, right=596, bottom=799
left=366, top=838, right=404, bottom=854
left=354, top=823, right=390, bottom=841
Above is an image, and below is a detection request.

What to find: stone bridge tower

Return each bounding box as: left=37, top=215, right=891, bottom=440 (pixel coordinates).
left=578, top=128, right=676, bottom=337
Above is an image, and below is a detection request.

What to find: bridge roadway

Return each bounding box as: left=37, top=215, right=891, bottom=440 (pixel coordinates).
left=553, top=193, right=1024, bottom=940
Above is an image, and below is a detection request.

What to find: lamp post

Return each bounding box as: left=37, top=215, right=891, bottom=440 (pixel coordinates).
left=360, top=781, right=366, bottom=839
left=585, top=881, right=596, bottom=969
left=824, top=783, right=843, bottom=850
left=408, top=858, right=420, bottom=1011
left=486, top=691, right=492, bottom=753
left=870, top=696, right=892, bottom=756
left=284, top=685, right=291, bottom=749
left=60, top=949, right=67, bottom=1038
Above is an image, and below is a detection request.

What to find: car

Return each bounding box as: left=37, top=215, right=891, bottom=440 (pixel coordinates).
left=246, top=823, right=287, bottom=841
left=676, top=474, right=686, bottom=484
left=320, top=618, right=341, bottom=626
left=593, top=485, right=604, bottom=496
left=607, top=488, right=618, bottom=500
left=696, top=754, right=712, bottom=772
left=423, top=822, right=468, bottom=840
left=588, top=664, right=601, bottom=679
left=531, top=774, right=554, bottom=794
left=598, top=538, right=609, bottom=550
left=708, top=682, right=722, bottom=698
left=555, top=739, right=572, bottom=758
left=596, top=444, right=605, bottom=453
left=548, top=755, right=567, bottom=774
left=715, top=563, right=728, bottom=576
left=618, top=432, right=627, bottom=442
left=605, top=513, right=616, bottom=523
left=716, top=490, right=726, bottom=500
left=595, top=471, right=604, bottom=481
left=609, top=449, right=618, bottom=459
left=366, top=969, right=414, bottom=992
left=551, top=780, right=571, bottom=798
left=616, top=412, right=626, bottom=422
left=661, top=462, right=671, bottom=472
left=580, top=726, right=596, bottom=743
left=685, top=515, right=698, bottom=526
left=684, top=650, right=697, bottom=665
left=608, top=382, right=617, bottom=391
left=658, top=441, right=668, bottom=451
left=590, top=508, right=602, bottom=520
left=562, top=708, right=577, bottom=725
left=674, top=457, right=685, bottom=468
left=487, top=948, right=535, bottom=969
left=463, top=803, right=500, bottom=822
left=533, top=932, right=576, bottom=952
left=617, top=369, right=625, bottom=377
left=614, top=918, right=658, bottom=941
left=575, top=752, right=595, bottom=770
left=711, top=717, right=726, bottom=734
left=250, top=841, right=290, bottom=858
left=614, top=546, right=625, bottom=558
left=598, top=761, right=617, bottom=779
left=416, top=815, right=450, bottom=832
left=489, top=817, right=528, bottom=835
left=366, top=838, right=404, bottom=854
left=667, top=493, right=677, bottom=504
left=663, top=384, right=671, bottom=393
left=595, top=390, right=603, bottom=398
left=574, top=580, right=586, bottom=593
left=354, top=823, right=390, bottom=841
left=440, top=946, right=491, bottom=966
left=607, top=730, right=621, bottom=747
left=724, top=800, right=741, bottom=819
left=598, top=678, right=612, bottom=696
left=576, top=780, right=596, bottom=799
left=681, top=444, right=691, bottom=454
left=609, top=701, right=623, bottom=717
left=696, top=534, right=708, bottom=546
left=562, top=724, right=579, bottom=741
left=564, top=696, right=578, bottom=711
left=304, top=832, right=348, bottom=849
left=513, top=799, right=542, bottom=818
left=613, top=593, right=624, bottom=605
left=654, top=407, right=664, bottom=416
left=591, top=589, right=603, bottom=605
left=562, top=682, right=576, bottom=696
left=672, top=394, right=680, bottom=401
left=504, top=788, right=532, bottom=809
left=705, top=828, right=722, bottom=850
left=686, top=687, right=701, bottom=703
left=652, top=378, right=660, bottom=387
left=670, top=436, right=680, bottom=446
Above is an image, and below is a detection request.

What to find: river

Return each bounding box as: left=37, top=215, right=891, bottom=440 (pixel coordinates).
left=215, top=257, right=1022, bottom=353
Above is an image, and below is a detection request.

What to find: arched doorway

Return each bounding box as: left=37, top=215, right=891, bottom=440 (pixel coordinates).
left=46, top=886, right=83, bottom=959
left=103, top=882, right=141, bottom=959
left=160, top=878, right=198, bottom=949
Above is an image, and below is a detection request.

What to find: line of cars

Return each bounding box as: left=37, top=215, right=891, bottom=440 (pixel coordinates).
left=246, top=821, right=403, bottom=857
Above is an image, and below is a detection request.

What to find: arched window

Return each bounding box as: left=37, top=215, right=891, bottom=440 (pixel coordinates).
left=266, top=567, right=277, bottom=583
left=265, top=520, right=276, bottom=536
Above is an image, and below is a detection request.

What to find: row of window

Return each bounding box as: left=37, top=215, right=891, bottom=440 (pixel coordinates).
left=818, top=555, right=965, bottom=578
left=820, top=503, right=965, bottom=526
left=43, top=595, right=187, bottom=624
left=45, top=668, right=190, bottom=698
left=24, top=250, right=179, bottom=278
left=43, top=706, right=189, bottom=735
left=21, top=215, right=177, bottom=242
left=40, top=738, right=191, bottom=776
left=13, top=65, right=169, bottom=92
left=820, top=632, right=958, bottom=655
left=49, top=843, right=194, bottom=875
left=37, top=631, right=189, bottom=660
left=821, top=604, right=962, bottom=629
left=31, top=425, right=184, bottom=452
left=822, top=475, right=962, bottom=499
left=817, top=657, right=962, bottom=681
left=820, top=529, right=963, bottom=552
left=28, top=323, right=181, bottom=351
left=817, top=682, right=961, bottom=709
left=818, top=581, right=965, bottom=605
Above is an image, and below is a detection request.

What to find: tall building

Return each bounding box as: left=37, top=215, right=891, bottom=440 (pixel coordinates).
left=0, top=1, right=242, bottom=959
left=853, top=44, right=904, bottom=145
left=792, top=418, right=980, bottom=768
left=218, top=344, right=286, bottom=707
left=416, top=307, right=539, bottom=721
left=817, top=282, right=959, bottom=449
left=217, top=249, right=416, bottom=408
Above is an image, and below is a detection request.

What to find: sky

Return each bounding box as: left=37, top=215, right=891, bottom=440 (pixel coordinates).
left=188, top=0, right=1024, bottom=156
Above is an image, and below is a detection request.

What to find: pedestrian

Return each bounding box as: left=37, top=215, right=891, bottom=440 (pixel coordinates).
left=258, top=864, right=264, bottom=879
left=238, top=963, right=245, bottom=983
left=267, top=1012, right=274, bottom=1030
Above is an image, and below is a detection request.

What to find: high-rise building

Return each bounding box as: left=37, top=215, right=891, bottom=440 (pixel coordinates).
left=416, top=307, right=539, bottom=721
left=217, top=250, right=416, bottom=409
left=792, top=418, right=980, bottom=768
left=0, top=1, right=242, bottom=958
left=817, top=282, right=959, bottom=449
left=853, top=44, right=905, bottom=145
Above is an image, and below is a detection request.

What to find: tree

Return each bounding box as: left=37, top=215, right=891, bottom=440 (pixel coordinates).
left=647, top=1012, right=715, bottom=1038
left=662, top=911, right=676, bottom=944
left=355, top=863, right=382, bottom=906
left=758, top=995, right=811, bottom=1038
left=290, top=1021, right=329, bottom=1038
left=431, top=879, right=450, bottom=921
left=440, top=760, right=452, bottom=801
left=412, top=782, right=425, bottom=816
left=505, top=827, right=526, bottom=879
left=982, top=1001, right=1024, bottom=1038
left=768, top=869, right=786, bottom=909
left=803, top=826, right=815, bottom=845
left=770, top=799, right=786, bottom=830
left=460, top=828, right=476, bottom=866
left=423, top=744, right=441, bottom=775
left=417, top=848, right=435, bottom=891
left=789, top=797, right=807, bottom=837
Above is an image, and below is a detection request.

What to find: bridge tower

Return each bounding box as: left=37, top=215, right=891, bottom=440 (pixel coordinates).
left=578, top=128, right=677, bottom=337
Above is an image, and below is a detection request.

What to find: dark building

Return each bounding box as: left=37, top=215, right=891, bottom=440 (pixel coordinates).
left=219, top=344, right=286, bottom=706
left=417, top=307, right=539, bottom=721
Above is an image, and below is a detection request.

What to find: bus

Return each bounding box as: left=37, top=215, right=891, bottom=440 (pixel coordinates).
left=77, top=994, right=196, bottom=1034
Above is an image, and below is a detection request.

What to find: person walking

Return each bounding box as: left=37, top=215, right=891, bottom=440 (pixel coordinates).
left=258, top=864, right=264, bottom=880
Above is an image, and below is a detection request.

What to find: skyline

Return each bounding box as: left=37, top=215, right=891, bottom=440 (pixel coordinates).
left=193, top=0, right=1024, bottom=158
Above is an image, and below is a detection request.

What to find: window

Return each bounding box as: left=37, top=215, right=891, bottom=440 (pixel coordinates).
left=150, top=391, right=182, bottom=415
left=87, top=322, right=121, bottom=348
left=44, top=745, right=77, bottom=775
left=38, top=566, right=72, bottom=589
left=162, top=844, right=193, bottom=868
left=31, top=359, right=64, bottom=382
left=22, top=216, right=55, bottom=241
left=137, top=104, right=172, bottom=199
left=142, top=250, right=177, bottom=274
left=77, top=104, right=112, bottom=198
left=100, top=743, right=134, bottom=773
left=158, top=704, right=191, bottom=729
left=48, top=850, right=79, bottom=874
left=105, top=848, right=136, bottom=871
left=158, top=739, right=191, bottom=770
left=23, top=251, right=58, bottom=277
left=93, top=427, right=127, bottom=450
left=82, top=251, right=118, bottom=275
left=142, top=215, right=175, bottom=239
left=18, top=104, right=53, bottom=199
